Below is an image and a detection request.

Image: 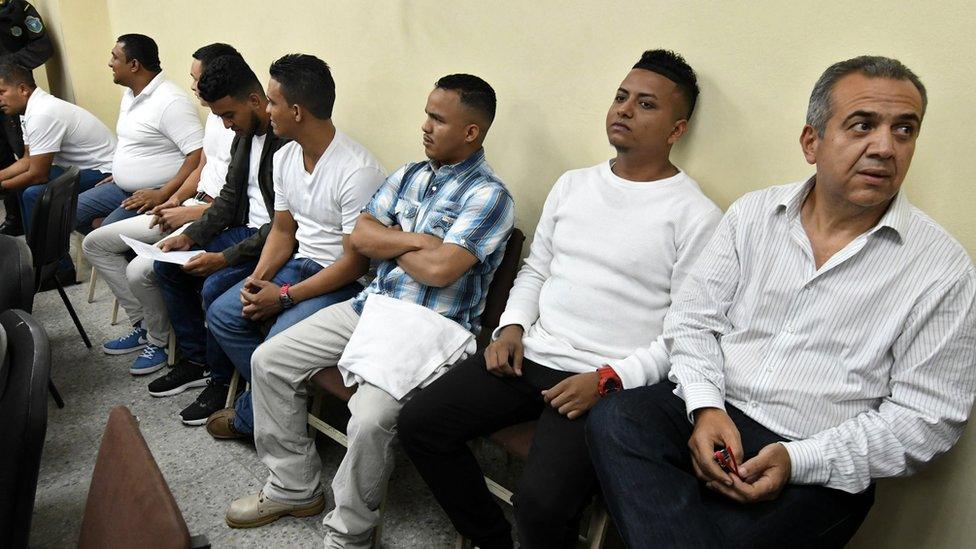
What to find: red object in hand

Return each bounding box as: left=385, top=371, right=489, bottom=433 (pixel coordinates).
left=714, top=446, right=740, bottom=477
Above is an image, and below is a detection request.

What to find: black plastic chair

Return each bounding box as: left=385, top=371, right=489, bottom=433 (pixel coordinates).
left=0, top=235, right=62, bottom=407
left=25, top=166, right=91, bottom=348
left=0, top=309, right=52, bottom=549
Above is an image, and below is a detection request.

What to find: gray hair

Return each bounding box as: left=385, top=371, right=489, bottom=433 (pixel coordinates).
left=806, top=55, right=927, bottom=136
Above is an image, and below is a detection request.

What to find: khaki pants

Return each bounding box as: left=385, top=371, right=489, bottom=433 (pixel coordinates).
left=252, top=299, right=404, bottom=548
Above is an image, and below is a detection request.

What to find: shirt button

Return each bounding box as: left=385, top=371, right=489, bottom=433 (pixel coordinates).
left=766, top=367, right=773, bottom=373
left=431, top=186, right=438, bottom=192
left=785, top=324, right=794, bottom=333
left=750, top=401, right=759, bottom=408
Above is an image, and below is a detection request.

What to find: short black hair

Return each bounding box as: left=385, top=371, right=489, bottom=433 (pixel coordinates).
left=116, top=33, right=161, bottom=73
left=435, top=74, right=496, bottom=127
left=632, top=49, right=699, bottom=120
left=192, top=43, right=239, bottom=71
left=268, top=54, right=336, bottom=120
left=198, top=55, right=263, bottom=103
left=0, top=61, right=35, bottom=88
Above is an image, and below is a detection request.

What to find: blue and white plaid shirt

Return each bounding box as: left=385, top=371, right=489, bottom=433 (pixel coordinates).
left=352, top=148, right=515, bottom=332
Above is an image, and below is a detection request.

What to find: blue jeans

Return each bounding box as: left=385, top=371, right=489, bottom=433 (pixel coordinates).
left=586, top=382, right=875, bottom=548
left=153, top=226, right=259, bottom=369
left=19, top=166, right=109, bottom=271
left=75, top=181, right=141, bottom=234
left=207, top=257, right=363, bottom=434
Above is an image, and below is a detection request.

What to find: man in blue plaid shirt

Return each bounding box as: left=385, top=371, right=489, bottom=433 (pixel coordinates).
left=226, top=74, right=515, bottom=545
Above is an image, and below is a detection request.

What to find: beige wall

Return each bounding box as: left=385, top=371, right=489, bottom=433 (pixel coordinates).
left=41, top=0, right=976, bottom=546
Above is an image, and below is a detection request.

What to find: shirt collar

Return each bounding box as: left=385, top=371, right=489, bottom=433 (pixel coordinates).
left=427, top=147, right=486, bottom=177
left=775, top=175, right=910, bottom=242
left=129, top=71, right=167, bottom=101
left=25, top=87, right=48, bottom=117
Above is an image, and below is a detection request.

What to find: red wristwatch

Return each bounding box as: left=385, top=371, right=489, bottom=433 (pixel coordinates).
left=278, top=283, right=295, bottom=309
left=597, top=365, right=622, bottom=396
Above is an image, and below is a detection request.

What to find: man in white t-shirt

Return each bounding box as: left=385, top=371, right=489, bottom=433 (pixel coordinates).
left=82, top=43, right=239, bottom=375
left=75, top=33, right=203, bottom=234
left=0, top=60, right=115, bottom=279
left=205, top=54, right=386, bottom=440
left=147, top=53, right=288, bottom=425
left=398, top=50, right=722, bottom=549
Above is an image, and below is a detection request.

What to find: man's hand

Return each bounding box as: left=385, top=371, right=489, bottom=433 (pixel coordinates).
left=484, top=324, right=524, bottom=377
left=122, top=188, right=168, bottom=213
left=542, top=372, right=600, bottom=420
left=157, top=233, right=195, bottom=252
left=239, top=278, right=283, bottom=321
left=689, top=407, right=744, bottom=487
left=153, top=206, right=195, bottom=233
left=95, top=174, right=114, bottom=186
left=706, top=442, right=791, bottom=503
left=182, top=251, right=226, bottom=276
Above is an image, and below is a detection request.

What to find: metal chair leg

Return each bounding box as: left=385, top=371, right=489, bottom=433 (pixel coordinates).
left=48, top=378, right=65, bottom=409
left=55, top=278, right=92, bottom=348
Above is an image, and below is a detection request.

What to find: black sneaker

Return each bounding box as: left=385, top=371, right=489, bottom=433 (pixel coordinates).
left=180, top=379, right=229, bottom=426
left=148, top=359, right=209, bottom=397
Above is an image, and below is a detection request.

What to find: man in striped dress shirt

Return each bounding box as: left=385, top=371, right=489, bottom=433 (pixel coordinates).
left=588, top=55, right=976, bottom=547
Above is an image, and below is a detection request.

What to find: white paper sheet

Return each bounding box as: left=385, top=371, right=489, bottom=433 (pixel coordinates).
left=120, top=234, right=203, bottom=266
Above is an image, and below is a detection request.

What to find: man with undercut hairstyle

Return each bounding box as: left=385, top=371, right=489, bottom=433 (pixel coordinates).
left=204, top=53, right=386, bottom=440
left=0, top=60, right=114, bottom=239
left=587, top=56, right=976, bottom=547
left=82, top=43, right=238, bottom=374
left=76, top=33, right=202, bottom=235
left=398, top=49, right=721, bottom=549
left=226, top=74, right=515, bottom=549
left=147, top=53, right=288, bottom=423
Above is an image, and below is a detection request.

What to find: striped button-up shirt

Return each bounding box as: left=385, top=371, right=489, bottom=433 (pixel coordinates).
left=665, top=179, right=976, bottom=493
left=352, top=148, right=515, bottom=332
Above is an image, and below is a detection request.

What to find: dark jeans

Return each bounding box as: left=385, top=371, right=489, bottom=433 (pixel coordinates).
left=153, top=226, right=258, bottom=368
left=586, top=382, right=875, bottom=548
left=207, top=257, right=362, bottom=434
left=399, top=355, right=596, bottom=549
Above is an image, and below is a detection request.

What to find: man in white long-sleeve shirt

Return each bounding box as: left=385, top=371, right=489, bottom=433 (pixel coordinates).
left=587, top=56, right=976, bottom=548
left=399, top=50, right=722, bottom=549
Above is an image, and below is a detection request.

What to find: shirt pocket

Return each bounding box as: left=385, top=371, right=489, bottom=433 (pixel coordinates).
left=393, top=198, right=421, bottom=232
left=425, top=201, right=463, bottom=239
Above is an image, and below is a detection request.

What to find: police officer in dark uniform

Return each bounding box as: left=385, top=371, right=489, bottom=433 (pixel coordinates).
left=0, top=0, right=52, bottom=235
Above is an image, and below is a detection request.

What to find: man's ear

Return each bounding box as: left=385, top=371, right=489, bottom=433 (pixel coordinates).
left=292, top=103, right=302, bottom=123
left=800, top=125, right=819, bottom=165
left=667, top=119, right=689, bottom=146
left=464, top=123, right=481, bottom=143
left=247, top=91, right=263, bottom=110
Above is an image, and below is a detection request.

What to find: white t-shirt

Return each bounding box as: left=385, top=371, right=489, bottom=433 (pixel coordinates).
left=246, top=134, right=270, bottom=229
left=272, top=130, right=386, bottom=267
left=21, top=87, right=115, bottom=173
left=196, top=113, right=235, bottom=198
left=494, top=162, right=723, bottom=389
left=112, top=72, right=204, bottom=193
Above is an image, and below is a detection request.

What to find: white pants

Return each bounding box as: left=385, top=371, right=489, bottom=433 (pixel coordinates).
left=82, top=213, right=169, bottom=345
left=251, top=299, right=406, bottom=549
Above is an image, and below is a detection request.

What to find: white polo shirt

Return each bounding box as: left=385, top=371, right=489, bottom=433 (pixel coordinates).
left=21, top=87, right=115, bottom=173
left=272, top=130, right=386, bottom=267
left=196, top=112, right=235, bottom=198
left=112, top=72, right=204, bottom=193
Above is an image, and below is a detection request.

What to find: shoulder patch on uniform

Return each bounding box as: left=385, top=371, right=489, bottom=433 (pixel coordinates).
left=10, top=26, right=22, bottom=37
left=25, top=15, right=43, bottom=33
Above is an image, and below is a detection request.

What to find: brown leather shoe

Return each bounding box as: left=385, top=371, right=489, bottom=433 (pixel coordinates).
left=226, top=490, right=326, bottom=528
left=206, top=408, right=249, bottom=440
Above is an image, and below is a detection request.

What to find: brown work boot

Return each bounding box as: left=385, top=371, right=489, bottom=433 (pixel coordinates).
left=225, top=490, right=325, bottom=528
left=206, top=408, right=249, bottom=440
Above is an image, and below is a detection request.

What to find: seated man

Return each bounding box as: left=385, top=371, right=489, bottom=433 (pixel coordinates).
left=205, top=54, right=386, bottom=439
left=398, top=50, right=721, bottom=549
left=587, top=56, right=976, bottom=547
left=0, top=61, right=115, bottom=238
left=148, top=53, right=288, bottom=422
left=225, top=74, right=515, bottom=548
left=75, top=33, right=202, bottom=234
left=81, top=43, right=238, bottom=373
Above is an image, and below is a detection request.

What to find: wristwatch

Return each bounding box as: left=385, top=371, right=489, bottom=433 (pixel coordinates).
left=278, top=283, right=295, bottom=309
left=597, top=365, right=622, bottom=396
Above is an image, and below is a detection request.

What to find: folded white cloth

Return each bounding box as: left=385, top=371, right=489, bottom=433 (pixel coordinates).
left=338, top=294, right=475, bottom=400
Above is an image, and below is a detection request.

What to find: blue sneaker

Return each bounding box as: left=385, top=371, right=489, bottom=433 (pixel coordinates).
left=130, top=344, right=168, bottom=376
left=102, top=325, right=148, bottom=355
